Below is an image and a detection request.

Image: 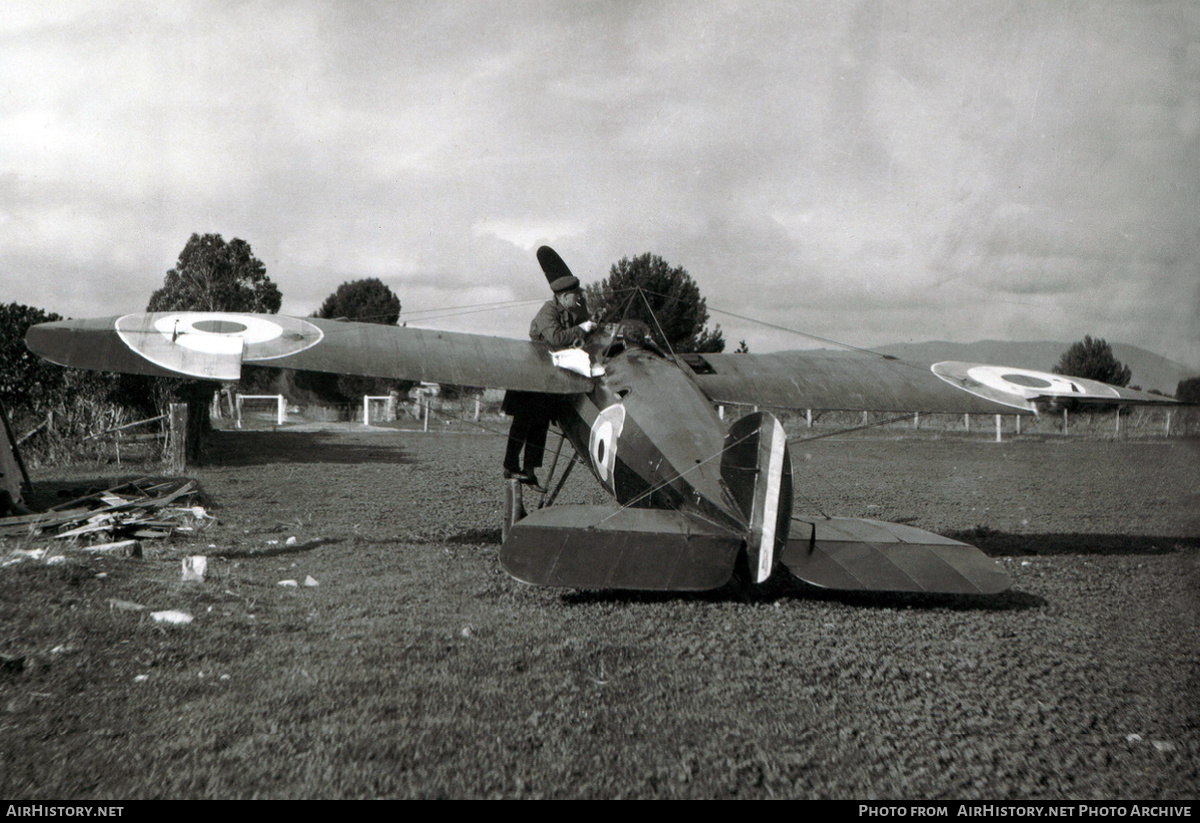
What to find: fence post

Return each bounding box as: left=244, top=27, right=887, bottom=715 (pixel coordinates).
left=1063, top=408, right=1069, bottom=436
left=964, top=413, right=970, bottom=432
left=1165, top=410, right=1171, bottom=437
left=995, top=414, right=1002, bottom=442
left=167, top=403, right=188, bottom=474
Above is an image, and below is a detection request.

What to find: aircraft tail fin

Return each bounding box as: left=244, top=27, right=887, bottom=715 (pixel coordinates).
left=720, top=411, right=793, bottom=583
left=781, top=516, right=1010, bottom=595
left=500, top=505, right=742, bottom=591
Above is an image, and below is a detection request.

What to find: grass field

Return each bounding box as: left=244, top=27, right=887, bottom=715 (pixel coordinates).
left=1, top=430, right=1197, bottom=799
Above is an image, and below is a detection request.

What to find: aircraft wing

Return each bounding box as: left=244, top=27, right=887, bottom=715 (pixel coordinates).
left=682, top=351, right=1178, bottom=413
left=25, top=312, right=595, bottom=394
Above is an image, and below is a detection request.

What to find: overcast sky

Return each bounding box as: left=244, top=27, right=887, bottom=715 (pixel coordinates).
left=3, top=1, right=1198, bottom=364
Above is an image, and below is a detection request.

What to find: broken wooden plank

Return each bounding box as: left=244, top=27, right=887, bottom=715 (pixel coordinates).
left=74, top=539, right=142, bottom=557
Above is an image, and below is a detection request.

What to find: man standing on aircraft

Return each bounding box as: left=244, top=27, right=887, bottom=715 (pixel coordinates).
left=502, top=274, right=596, bottom=490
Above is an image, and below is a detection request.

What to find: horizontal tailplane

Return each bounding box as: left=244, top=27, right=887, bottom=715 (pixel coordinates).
left=500, top=505, right=742, bottom=591
left=782, top=517, right=1010, bottom=595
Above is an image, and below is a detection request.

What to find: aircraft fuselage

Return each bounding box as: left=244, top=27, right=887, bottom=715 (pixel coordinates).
left=554, top=345, right=764, bottom=539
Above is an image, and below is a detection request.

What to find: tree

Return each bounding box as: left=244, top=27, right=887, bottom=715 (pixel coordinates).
left=148, top=233, right=281, bottom=313
left=315, top=278, right=400, bottom=325
left=585, top=253, right=724, bottom=353
left=1176, top=376, right=1200, bottom=403
left=295, top=279, right=410, bottom=405
left=0, top=303, right=64, bottom=413
left=1052, top=336, right=1132, bottom=387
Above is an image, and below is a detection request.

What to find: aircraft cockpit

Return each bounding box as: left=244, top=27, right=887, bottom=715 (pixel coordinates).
left=587, top=318, right=667, bottom=361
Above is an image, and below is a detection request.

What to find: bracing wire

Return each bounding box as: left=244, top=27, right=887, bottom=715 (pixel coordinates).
left=705, top=305, right=900, bottom=361
left=635, top=287, right=678, bottom=361
left=595, top=407, right=912, bottom=525
left=605, top=285, right=948, bottom=387
left=593, top=422, right=764, bottom=528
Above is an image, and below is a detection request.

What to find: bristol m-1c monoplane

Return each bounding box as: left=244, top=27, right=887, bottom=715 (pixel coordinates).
left=25, top=248, right=1177, bottom=596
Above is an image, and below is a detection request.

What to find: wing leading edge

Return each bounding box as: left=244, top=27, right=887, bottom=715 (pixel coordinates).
left=26, top=312, right=594, bottom=395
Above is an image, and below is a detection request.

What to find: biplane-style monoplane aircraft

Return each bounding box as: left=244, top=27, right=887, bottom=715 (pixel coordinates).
left=25, top=247, right=1178, bottom=596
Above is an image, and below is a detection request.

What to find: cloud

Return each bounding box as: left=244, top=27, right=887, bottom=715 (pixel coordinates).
left=1, top=1, right=1196, bottom=364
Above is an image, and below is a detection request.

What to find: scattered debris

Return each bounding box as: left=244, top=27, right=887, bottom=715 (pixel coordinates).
left=150, top=610, right=193, bottom=625
left=108, top=598, right=146, bottom=612
left=278, top=579, right=298, bottom=587
left=304, top=575, right=318, bottom=587
left=181, top=555, right=207, bottom=582
left=2, top=547, right=45, bottom=568
left=0, top=477, right=209, bottom=544
left=1, top=478, right=212, bottom=570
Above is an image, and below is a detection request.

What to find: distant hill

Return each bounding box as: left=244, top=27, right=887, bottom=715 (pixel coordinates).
left=864, top=340, right=1197, bottom=396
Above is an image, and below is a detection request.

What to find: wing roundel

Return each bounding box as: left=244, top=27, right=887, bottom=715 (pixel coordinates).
left=114, top=313, right=323, bottom=380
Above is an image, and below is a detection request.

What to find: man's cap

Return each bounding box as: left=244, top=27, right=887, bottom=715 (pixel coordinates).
left=550, top=275, right=580, bottom=293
